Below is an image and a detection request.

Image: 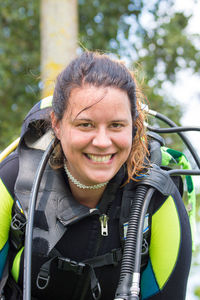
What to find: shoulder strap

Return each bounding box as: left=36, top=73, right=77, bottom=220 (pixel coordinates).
left=135, top=164, right=178, bottom=196
left=119, top=163, right=177, bottom=270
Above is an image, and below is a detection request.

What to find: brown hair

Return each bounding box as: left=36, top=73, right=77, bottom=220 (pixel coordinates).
left=51, top=51, right=149, bottom=182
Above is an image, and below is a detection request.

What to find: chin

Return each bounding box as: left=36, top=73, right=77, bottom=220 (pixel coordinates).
left=89, top=178, right=108, bottom=185
left=89, top=173, right=116, bottom=184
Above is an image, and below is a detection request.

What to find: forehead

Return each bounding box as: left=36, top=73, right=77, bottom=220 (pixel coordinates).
left=65, top=85, right=131, bottom=118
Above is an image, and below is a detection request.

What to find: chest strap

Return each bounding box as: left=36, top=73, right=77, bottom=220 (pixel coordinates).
left=36, top=248, right=122, bottom=300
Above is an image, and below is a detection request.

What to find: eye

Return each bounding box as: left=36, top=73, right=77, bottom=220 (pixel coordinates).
left=78, top=122, right=93, bottom=128
left=111, top=122, right=124, bottom=128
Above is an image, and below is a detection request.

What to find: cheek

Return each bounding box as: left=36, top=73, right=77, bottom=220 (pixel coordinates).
left=61, top=130, right=92, bottom=152
left=115, top=132, right=133, bottom=151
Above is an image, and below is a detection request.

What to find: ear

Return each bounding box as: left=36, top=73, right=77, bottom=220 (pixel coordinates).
left=51, top=111, right=61, bottom=140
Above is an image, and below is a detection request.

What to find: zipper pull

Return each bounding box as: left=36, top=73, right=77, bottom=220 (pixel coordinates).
left=99, top=214, right=109, bottom=236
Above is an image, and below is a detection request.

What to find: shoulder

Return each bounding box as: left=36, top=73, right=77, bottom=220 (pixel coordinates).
left=0, top=151, right=19, bottom=199
left=141, top=190, right=191, bottom=299
left=0, top=153, right=19, bottom=278
left=0, top=152, right=19, bottom=244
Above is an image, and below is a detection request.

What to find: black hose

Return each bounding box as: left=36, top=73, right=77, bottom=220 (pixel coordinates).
left=23, top=138, right=57, bottom=300
left=134, top=188, right=155, bottom=273
left=115, top=136, right=162, bottom=299
left=154, top=112, right=200, bottom=169
left=147, top=125, right=200, bottom=134
left=114, top=185, right=149, bottom=299
left=167, top=169, right=200, bottom=176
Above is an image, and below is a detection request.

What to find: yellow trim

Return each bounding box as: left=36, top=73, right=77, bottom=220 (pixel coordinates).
left=0, top=179, right=14, bottom=249
left=150, top=196, right=181, bottom=289
left=0, top=137, right=20, bottom=163
left=11, top=247, right=24, bottom=282
left=40, top=95, right=53, bottom=109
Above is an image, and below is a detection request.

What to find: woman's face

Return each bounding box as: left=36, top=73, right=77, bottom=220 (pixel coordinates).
left=52, top=85, right=133, bottom=185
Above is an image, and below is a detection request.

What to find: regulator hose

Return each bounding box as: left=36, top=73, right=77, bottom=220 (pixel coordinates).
left=128, top=187, right=155, bottom=300
left=151, top=111, right=200, bottom=169
left=133, top=188, right=155, bottom=275
left=147, top=125, right=200, bottom=134
left=114, top=185, right=152, bottom=299
left=114, top=135, right=163, bottom=300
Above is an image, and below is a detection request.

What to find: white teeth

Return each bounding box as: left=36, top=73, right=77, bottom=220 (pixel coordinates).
left=87, top=154, right=112, bottom=162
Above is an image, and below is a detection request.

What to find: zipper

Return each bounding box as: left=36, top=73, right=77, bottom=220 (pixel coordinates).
left=75, top=203, right=113, bottom=299
left=98, top=200, right=113, bottom=237
left=99, top=214, right=109, bottom=236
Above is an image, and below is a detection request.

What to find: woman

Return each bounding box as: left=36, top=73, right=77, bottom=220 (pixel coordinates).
left=0, top=51, right=191, bottom=299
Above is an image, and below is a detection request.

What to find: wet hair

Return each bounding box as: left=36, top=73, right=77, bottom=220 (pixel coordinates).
left=51, top=51, right=148, bottom=182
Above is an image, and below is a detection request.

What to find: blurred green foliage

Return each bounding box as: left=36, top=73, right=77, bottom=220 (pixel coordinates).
left=0, top=0, right=40, bottom=149
left=194, top=193, right=200, bottom=298
left=0, top=0, right=200, bottom=150
left=195, top=287, right=200, bottom=298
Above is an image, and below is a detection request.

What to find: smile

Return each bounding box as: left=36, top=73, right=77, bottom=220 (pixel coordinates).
left=85, top=154, right=114, bottom=162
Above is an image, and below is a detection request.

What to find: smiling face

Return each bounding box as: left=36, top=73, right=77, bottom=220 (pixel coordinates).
left=52, top=85, right=133, bottom=186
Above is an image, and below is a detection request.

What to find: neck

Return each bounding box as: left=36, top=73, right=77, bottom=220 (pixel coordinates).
left=64, top=163, right=108, bottom=190
left=63, top=162, right=108, bottom=207
left=68, top=181, right=106, bottom=208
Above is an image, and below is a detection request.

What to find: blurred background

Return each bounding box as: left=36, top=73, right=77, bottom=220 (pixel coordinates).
left=0, top=0, right=199, bottom=298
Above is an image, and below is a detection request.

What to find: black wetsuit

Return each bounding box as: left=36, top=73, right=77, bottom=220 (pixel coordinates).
left=0, top=148, right=192, bottom=300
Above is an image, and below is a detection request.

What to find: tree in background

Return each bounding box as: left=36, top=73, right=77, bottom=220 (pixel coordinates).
left=79, top=0, right=200, bottom=139
left=41, top=0, right=78, bottom=98
left=0, top=0, right=200, bottom=149
left=0, top=1, right=40, bottom=149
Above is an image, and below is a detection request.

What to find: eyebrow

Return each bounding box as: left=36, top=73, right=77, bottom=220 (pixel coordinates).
left=73, top=118, right=93, bottom=122
left=111, top=119, right=129, bottom=123
left=74, top=118, right=130, bottom=123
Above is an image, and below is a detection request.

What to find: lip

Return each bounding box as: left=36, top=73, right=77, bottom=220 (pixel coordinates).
left=86, top=153, right=115, bottom=156
left=84, top=153, right=116, bottom=163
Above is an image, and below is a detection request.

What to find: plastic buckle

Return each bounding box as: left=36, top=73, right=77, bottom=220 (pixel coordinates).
left=58, top=257, right=85, bottom=275
left=36, top=272, right=50, bottom=290
left=76, top=262, right=85, bottom=275
left=10, top=213, right=27, bottom=250
left=112, top=248, right=122, bottom=266
left=141, top=239, right=149, bottom=255
left=92, top=282, right=101, bottom=300
left=11, top=213, right=26, bottom=231
left=69, top=259, right=85, bottom=275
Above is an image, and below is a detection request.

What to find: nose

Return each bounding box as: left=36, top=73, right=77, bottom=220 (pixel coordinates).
left=92, top=128, right=112, bottom=148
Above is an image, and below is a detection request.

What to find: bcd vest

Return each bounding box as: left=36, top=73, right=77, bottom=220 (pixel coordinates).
left=9, top=133, right=151, bottom=300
